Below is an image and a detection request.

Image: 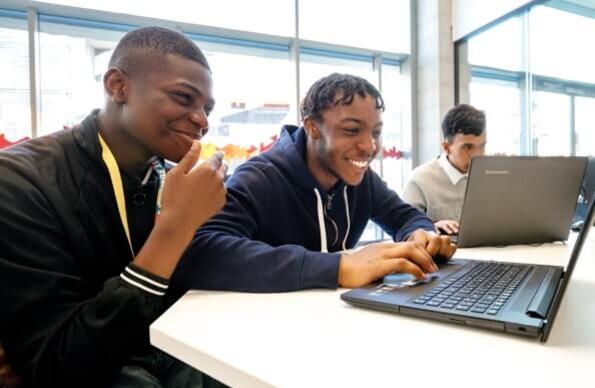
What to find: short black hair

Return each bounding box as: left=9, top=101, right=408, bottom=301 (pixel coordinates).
left=108, top=26, right=210, bottom=77
left=442, top=104, right=486, bottom=142
left=300, top=73, right=385, bottom=123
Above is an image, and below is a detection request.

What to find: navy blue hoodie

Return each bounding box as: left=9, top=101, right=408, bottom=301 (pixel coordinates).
left=174, top=125, right=435, bottom=292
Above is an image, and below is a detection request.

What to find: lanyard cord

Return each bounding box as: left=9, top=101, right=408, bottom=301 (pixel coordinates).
left=98, top=132, right=165, bottom=256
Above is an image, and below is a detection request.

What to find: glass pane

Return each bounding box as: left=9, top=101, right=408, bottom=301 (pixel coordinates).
left=575, top=96, right=595, bottom=156
left=470, top=78, right=522, bottom=155
left=0, top=10, right=30, bottom=143
left=531, top=6, right=595, bottom=84
left=299, top=0, right=410, bottom=54
left=197, top=41, right=294, bottom=171
left=531, top=91, right=571, bottom=156
left=299, top=53, right=376, bottom=100
left=468, top=15, right=525, bottom=72
left=39, top=0, right=294, bottom=37
left=379, top=63, right=406, bottom=192
left=38, top=17, right=126, bottom=135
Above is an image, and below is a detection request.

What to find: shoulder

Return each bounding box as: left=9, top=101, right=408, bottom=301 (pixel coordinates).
left=226, top=156, right=284, bottom=192
left=0, top=130, right=80, bottom=204
left=409, top=159, right=445, bottom=183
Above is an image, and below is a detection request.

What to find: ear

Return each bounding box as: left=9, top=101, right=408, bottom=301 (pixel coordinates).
left=103, top=67, right=128, bottom=104
left=442, top=140, right=450, bottom=154
left=303, top=117, right=321, bottom=139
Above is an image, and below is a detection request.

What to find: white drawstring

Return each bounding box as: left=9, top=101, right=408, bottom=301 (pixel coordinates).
left=341, top=186, right=351, bottom=251
left=314, top=186, right=351, bottom=253
left=314, top=188, right=328, bottom=253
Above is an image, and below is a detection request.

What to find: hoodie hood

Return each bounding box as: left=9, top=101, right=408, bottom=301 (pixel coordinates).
left=258, top=124, right=350, bottom=252
left=261, top=124, right=346, bottom=196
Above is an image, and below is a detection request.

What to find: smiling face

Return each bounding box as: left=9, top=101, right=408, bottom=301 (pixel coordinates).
left=120, top=53, right=214, bottom=163
left=304, top=93, right=382, bottom=190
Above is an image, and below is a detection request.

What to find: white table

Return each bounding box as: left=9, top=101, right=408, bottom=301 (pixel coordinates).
left=151, top=228, right=595, bottom=388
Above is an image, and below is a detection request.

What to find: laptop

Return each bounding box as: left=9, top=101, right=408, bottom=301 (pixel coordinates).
left=341, top=195, right=595, bottom=342
left=574, top=157, right=595, bottom=226
left=453, top=156, right=587, bottom=248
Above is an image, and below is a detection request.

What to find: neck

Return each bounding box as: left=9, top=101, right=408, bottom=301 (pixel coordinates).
left=306, top=138, right=338, bottom=191
left=446, top=154, right=467, bottom=174
left=97, top=109, right=153, bottom=176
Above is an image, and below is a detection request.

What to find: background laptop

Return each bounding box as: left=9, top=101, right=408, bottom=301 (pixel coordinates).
left=454, top=156, right=587, bottom=248
left=341, top=196, right=595, bottom=342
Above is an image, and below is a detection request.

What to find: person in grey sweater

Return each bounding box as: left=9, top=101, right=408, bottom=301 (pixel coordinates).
left=403, top=104, right=486, bottom=235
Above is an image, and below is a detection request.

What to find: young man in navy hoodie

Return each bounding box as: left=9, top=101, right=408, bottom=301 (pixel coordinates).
left=174, top=73, right=456, bottom=292
left=0, top=27, right=227, bottom=387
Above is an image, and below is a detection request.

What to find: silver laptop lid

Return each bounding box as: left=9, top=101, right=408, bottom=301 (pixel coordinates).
left=457, top=156, right=587, bottom=248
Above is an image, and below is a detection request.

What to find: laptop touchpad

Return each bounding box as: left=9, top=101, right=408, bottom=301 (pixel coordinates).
left=383, top=273, right=439, bottom=288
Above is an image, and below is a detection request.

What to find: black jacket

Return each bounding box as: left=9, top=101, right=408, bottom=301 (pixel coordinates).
left=0, top=111, right=180, bottom=387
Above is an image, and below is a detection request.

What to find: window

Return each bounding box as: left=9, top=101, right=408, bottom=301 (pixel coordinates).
left=299, top=50, right=377, bottom=98
left=191, top=39, right=294, bottom=171
left=530, top=6, right=595, bottom=85
left=575, top=97, right=595, bottom=156
left=299, top=0, right=410, bottom=53
left=38, top=15, right=127, bottom=135
left=469, top=77, right=522, bottom=155
left=378, top=62, right=407, bottom=191
left=457, top=1, right=595, bottom=157
left=0, top=9, right=30, bottom=143
left=38, top=0, right=295, bottom=36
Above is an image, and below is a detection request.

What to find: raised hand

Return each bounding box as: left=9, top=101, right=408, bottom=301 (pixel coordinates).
left=133, top=141, right=227, bottom=279
left=157, top=141, right=226, bottom=236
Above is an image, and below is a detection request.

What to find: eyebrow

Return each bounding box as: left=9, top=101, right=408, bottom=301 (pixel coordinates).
left=174, top=81, right=215, bottom=110
left=340, top=117, right=383, bottom=127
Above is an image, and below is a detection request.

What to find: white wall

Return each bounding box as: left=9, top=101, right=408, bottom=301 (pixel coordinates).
left=452, top=0, right=533, bottom=41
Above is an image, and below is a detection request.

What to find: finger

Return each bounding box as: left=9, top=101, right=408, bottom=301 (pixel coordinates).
left=444, top=223, right=455, bottom=235
left=438, top=237, right=457, bottom=258
left=215, top=159, right=228, bottom=180
left=409, top=230, right=428, bottom=248
left=384, top=244, right=435, bottom=273
left=176, top=140, right=202, bottom=174
left=382, top=258, right=426, bottom=279
left=204, top=151, right=224, bottom=172
left=425, top=235, right=441, bottom=257
left=451, top=221, right=460, bottom=234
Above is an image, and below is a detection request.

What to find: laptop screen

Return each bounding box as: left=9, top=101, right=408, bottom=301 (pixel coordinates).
left=457, top=156, right=587, bottom=247
left=542, top=195, right=595, bottom=342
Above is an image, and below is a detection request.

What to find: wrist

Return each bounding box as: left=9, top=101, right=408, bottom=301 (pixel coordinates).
left=132, top=222, right=195, bottom=279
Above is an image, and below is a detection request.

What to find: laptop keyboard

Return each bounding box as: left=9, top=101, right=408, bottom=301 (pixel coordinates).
left=412, top=262, right=533, bottom=315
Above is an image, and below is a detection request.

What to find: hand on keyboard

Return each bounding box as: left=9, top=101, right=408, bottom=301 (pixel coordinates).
left=338, top=241, right=438, bottom=288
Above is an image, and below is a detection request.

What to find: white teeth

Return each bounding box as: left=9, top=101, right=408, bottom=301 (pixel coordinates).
left=348, top=159, right=369, bottom=168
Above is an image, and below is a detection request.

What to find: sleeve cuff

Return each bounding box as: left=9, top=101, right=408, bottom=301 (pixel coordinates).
left=300, top=251, right=342, bottom=289
left=119, top=263, right=170, bottom=296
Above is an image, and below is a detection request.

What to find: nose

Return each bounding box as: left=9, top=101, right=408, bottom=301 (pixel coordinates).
left=188, top=107, right=209, bottom=132
left=357, top=134, right=377, bottom=156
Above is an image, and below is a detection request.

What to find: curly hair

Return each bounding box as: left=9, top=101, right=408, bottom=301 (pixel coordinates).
left=441, top=104, right=486, bottom=142
left=300, top=73, right=385, bottom=122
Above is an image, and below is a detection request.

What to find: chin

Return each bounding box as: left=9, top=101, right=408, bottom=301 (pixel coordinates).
left=343, top=174, right=365, bottom=187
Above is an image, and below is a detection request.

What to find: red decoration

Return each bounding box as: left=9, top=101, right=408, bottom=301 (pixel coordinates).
left=382, top=146, right=403, bottom=160
left=0, top=133, right=28, bottom=149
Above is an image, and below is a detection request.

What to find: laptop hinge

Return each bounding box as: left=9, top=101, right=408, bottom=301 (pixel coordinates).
left=525, top=268, right=561, bottom=319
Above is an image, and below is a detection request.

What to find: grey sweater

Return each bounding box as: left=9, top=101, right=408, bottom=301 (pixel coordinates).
left=402, top=158, right=467, bottom=222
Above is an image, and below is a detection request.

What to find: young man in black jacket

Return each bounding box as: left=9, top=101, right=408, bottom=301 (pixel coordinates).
left=0, top=27, right=227, bottom=387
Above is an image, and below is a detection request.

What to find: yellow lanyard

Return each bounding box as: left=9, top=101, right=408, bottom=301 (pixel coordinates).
left=98, top=132, right=135, bottom=256
left=98, top=132, right=166, bottom=257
